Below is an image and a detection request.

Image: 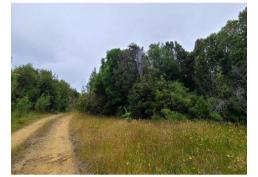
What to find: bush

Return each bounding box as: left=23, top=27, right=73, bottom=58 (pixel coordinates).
left=122, top=113, right=133, bottom=122
left=77, top=92, right=104, bottom=115
left=161, top=108, right=186, bottom=121
left=128, top=77, right=156, bottom=119
left=190, top=96, right=211, bottom=119
left=209, top=112, right=223, bottom=121
left=35, top=94, right=51, bottom=112
left=224, top=97, right=246, bottom=123
left=151, top=114, right=163, bottom=121
left=76, top=94, right=88, bottom=112
left=121, top=111, right=132, bottom=119
left=121, top=107, right=133, bottom=121
left=155, top=81, right=193, bottom=114
left=13, top=97, right=31, bottom=117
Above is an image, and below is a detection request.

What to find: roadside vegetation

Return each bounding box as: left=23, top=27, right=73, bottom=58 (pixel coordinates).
left=11, top=111, right=51, bottom=132
left=11, top=64, right=79, bottom=131
left=70, top=113, right=247, bottom=174
left=77, top=8, right=246, bottom=123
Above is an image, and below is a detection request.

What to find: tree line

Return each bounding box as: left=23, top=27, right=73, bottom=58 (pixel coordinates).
left=12, top=64, right=79, bottom=117
left=77, top=8, right=247, bottom=123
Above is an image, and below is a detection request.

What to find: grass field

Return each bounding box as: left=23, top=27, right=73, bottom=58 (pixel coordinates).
left=70, top=113, right=247, bottom=174
left=11, top=112, right=51, bottom=133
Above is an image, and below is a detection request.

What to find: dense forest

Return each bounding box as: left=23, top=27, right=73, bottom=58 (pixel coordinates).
left=11, top=64, right=79, bottom=117
left=77, top=8, right=247, bottom=123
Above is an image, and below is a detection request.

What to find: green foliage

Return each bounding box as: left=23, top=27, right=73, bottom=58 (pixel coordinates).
left=13, top=97, right=31, bottom=118
left=128, top=77, right=156, bottom=119
left=81, top=46, right=140, bottom=115
left=224, top=97, right=246, bottom=123
left=121, top=112, right=132, bottom=119
left=160, top=108, right=186, bottom=121
left=148, top=42, right=179, bottom=80
left=12, top=64, right=78, bottom=115
left=192, top=8, right=247, bottom=122
left=151, top=114, right=163, bottom=121
left=35, top=94, right=51, bottom=112
left=77, top=92, right=104, bottom=115
left=155, top=80, right=192, bottom=114
left=77, top=9, right=246, bottom=123
left=209, top=112, right=223, bottom=121
left=55, top=80, right=72, bottom=111
left=190, top=96, right=210, bottom=119
left=121, top=107, right=133, bottom=120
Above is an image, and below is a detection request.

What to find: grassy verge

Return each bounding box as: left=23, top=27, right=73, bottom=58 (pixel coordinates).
left=11, top=112, right=52, bottom=133
left=70, top=113, right=247, bottom=174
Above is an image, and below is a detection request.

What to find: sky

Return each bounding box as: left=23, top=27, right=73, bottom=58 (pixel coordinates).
left=12, top=3, right=246, bottom=92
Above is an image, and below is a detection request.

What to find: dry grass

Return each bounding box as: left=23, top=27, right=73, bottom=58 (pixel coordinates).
left=70, top=113, right=246, bottom=174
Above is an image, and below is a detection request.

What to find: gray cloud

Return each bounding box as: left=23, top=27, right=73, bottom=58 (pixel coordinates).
left=12, top=3, right=246, bottom=91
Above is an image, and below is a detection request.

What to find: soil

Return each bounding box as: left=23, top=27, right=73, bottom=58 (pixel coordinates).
left=11, top=115, right=78, bottom=174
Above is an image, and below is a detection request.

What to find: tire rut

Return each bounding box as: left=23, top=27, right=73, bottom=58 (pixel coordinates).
left=12, top=115, right=79, bottom=174
left=12, top=114, right=63, bottom=150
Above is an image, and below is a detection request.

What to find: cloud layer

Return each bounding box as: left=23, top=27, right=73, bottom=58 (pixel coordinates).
left=12, top=3, right=246, bottom=91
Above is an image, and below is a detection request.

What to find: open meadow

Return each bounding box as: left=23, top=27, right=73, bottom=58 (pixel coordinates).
left=70, top=113, right=247, bottom=174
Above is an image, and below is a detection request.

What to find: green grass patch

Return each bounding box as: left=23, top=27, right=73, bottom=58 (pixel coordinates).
left=70, top=113, right=246, bottom=174
left=11, top=111, right=52, bottom=133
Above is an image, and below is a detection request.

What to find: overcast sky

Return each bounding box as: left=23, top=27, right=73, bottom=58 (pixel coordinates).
left=12, top=3, right=246, bottom=92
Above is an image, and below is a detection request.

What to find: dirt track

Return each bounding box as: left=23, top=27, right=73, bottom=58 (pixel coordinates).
left=12, top=115, right=78, bottom=174
left=11, top=114, right=63, bottom=150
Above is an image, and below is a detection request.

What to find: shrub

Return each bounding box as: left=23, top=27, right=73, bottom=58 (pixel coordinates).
left=209, top=112, right=223, bottom=121
left=128, top=77, right=156, bottom=119
left=77, top=92, right=104, bottom=115
left=190, top=96, right=211, bottom=119
left=121, top=108, right=133, bottom=119
left=76, top=94, right=88, bottom=112
left=35, top=94, right=51, bottom=112
left=13, top=96, right=31, bottom=117
left=161, top=108, right=186, bottom=121
left=155, top=81, right=193, bottom=114
left=151, top=113, right=163, bottom=121
left=224, top=97, right=246, bottom=123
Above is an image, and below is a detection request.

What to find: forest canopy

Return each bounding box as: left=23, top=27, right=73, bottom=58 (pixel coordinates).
left=77, top=8, right=247, bottom=123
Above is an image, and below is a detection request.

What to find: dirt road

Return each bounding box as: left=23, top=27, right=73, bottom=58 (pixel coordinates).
left=11, top=114, right=63, bottom=150
left=12, top=115, right=78, bottom=174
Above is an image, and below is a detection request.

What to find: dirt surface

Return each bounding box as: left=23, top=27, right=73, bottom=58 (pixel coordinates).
left=11, top=114, right=63, bottom=150
left=12, top=115, right=79, bottom=174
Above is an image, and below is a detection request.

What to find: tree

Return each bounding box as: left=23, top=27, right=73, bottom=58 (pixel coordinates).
left=77, top=8, right=247, bottom=123
left=128, top=77, right=156, bottom=118
left=12, top=64, right=78, bottom=115
left=12, top=64, right=40, bottom=107
left=148, top=42, right=179, bottom=81
left=192, top=8, right=247, bottom=122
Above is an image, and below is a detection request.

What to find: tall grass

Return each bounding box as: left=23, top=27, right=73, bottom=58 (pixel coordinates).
left=70, top=113, right=246, bottom=174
